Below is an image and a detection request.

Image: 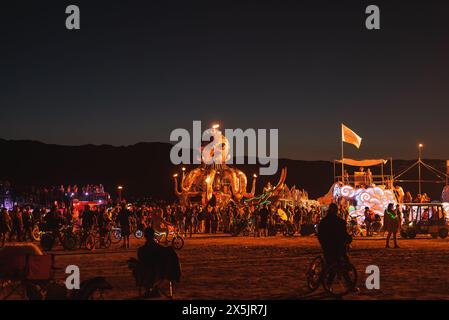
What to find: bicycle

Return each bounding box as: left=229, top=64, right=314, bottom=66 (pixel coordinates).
left=74, top=227, right=96, bottom=251
left=306, top=245, right=357, bottom=297
left=93, top=226, right=112, bottom=249
left=40, top=225, right=78, bottom=252
left=154, top=225, right=184, bottom=250
left=110, top=222, right=143, bottom=244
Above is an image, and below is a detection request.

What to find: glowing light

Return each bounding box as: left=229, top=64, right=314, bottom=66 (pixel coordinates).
left=333, top=183, right=397, bottom=224
left=253, top=174, right=258, bottom=178
left=419, top=143, right=423, bottom=148
left=182, top=167, right=186, bottom=171
left=173, top=174, right=178, bottom=178
left=117, top=186, right=123, bottom=190
left=212, top=124, right=220, bottom=129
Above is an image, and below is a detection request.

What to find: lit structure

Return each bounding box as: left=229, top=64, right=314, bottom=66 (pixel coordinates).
left=331, top=182, right=397, bottom=223
left=173, top=124, right=258, bottom=207
left=319, top=158, right=398, bottom=223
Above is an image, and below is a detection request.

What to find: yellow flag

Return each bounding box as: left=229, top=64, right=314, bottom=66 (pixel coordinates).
left=342, top=124, right=362, bottom=149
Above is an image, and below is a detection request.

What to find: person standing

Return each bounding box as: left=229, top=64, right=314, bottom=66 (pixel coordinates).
left=258, top=204, right=269, bottom=237
left=211, top=206, right=218, bottom=234
left=0, top=208, right=12, bottom=246
left=117, top=203, right=132, bottom=249
left=10, top=206, right=24, bottom=242
left=22, top=206, right=33, bottom=241
left=97, top=206, right=111, bottom=248
left=364, top=207, right=374, bottom=237
left=184, top=205, right=193, bottom=238
left=204, top=205, right=212, bottom=234
left=384, top=203, right=401, bottom=248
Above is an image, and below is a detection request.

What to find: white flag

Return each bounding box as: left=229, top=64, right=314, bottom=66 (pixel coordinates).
left=342, top=124, right=362, bottom=149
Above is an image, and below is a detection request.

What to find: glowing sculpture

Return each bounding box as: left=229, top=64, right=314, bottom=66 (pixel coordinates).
left=172, top=126, right=258, bottom=207
left=244, top=168, right=288, bottom=206
left=330, top=182, right=397, bottom=223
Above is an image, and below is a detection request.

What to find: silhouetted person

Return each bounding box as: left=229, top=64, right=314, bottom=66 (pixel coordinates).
left=128, top=227, right=181, bottom=298
left=384, top=203, right=400, bottom=248
left=10, top=206, right=23, bottom=242
left=22, top=206, right=33, bottom=241
left=317, top=203, right=352, bottom=265
left=0, top=208, right=12, bottom=246
left=117, top=203, right=132, bottom=249
left=137, top=227, right=165, bottom=297
left=258, top=204, right=269, bottom=237
left=364, top=207, right=374, bottom=237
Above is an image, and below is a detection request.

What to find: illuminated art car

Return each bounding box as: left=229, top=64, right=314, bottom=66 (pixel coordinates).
left=400, top=203, right=449, bottom=239
left=71, top=192, right=111, bottom=212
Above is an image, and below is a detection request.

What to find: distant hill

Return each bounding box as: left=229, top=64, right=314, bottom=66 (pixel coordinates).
left=0, top=139, right=446, bottom=201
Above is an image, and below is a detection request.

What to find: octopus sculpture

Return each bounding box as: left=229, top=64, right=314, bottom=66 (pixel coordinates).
left=172, top=127, right=260, bottom=207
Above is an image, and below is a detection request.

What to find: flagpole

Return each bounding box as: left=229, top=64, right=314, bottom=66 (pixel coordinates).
left=341, top=124, right=344, bottom=183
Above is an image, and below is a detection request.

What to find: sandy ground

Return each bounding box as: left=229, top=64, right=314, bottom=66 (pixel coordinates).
left=34, top=233, right=449, bottom=300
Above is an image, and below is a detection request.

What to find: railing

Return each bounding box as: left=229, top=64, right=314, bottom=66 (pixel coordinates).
left=334, top=174, right=393, bottom=187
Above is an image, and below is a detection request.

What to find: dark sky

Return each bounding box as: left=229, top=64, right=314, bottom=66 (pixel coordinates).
left=1, top=0, right=448, bottom=160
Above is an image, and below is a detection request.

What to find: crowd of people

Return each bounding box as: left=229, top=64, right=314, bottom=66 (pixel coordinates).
left=5, top=184, right=109, bottom=208
left=0, top=179, right=440, bottom=251
left=0, top=198, right=325, bottom=247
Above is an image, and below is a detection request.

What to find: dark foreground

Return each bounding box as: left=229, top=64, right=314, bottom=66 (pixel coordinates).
left=30, top=234, right=447, bottom=300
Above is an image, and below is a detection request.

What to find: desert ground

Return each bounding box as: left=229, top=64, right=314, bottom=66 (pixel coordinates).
left=39, top=233, right=449, bottom=300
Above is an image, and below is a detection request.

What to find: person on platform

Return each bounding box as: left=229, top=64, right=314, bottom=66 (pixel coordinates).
left=384, top=203, right=401, bottom=248
left=343, top=170, right=350, bottom=185
left=366, top=169, right=373, bottom=186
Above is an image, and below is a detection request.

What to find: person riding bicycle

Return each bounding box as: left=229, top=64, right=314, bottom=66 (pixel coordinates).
left=151, top=208, right=172, bottom=242
left=317, top=203, right=352, bottom=266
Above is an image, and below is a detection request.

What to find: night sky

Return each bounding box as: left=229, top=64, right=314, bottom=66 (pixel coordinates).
left=1, top=0, right=449, bottom=160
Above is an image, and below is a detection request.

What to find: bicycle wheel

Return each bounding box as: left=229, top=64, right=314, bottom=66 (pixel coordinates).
left=96, top=233, right=112, bottom=249
left=32, top=225, right=41, bottom=241
left=62, top=233, right=78, bottom=251
left=306, top=256, right=324, bottom=292
left=172, top=236, right=184, bottom=250
left=103, top=234, right=112, bottom=248
left=322, top=261, right=357, bottom=297
left=85, top=234, right=96, bottom=251
left=111, top=228, right=122, bottom=244
left=40, top=233, right=56, bottom=251
left=134, top=229, right=143, bottom=239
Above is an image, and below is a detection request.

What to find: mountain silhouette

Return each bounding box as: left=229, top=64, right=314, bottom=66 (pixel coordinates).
left=0, top=139, right=446, bottom=201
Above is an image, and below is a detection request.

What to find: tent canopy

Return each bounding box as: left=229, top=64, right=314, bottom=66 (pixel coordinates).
left=336, top=158, right=388, bottom=167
